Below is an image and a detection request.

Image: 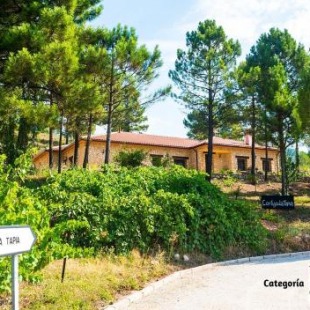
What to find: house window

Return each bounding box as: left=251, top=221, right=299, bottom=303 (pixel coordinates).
left=173, top=157, right=187, bottom=167
left=236, top=156, right=248, bottom=171
left=150, top=155, right=163, bottom=167
left=262, top=158, right=272, bottom=172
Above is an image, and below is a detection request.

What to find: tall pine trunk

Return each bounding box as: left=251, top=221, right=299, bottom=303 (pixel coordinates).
left=57, top=113, right=64, bottom=174
left=206, top=87, right=213, bottom=181
left=295, top=139, right=300, bottom=175
left=105, top=55, right=114, bottom=165
left=279, top=141, right=287, bottom=195
left=104, top=103, right=113, bottom=164
left=49, top=128, right=54, bottom=169
left=278, top=118, right=287, bottom=196
left=16, top=117, right=29, bottom=153
left=49, top=93, right=54, bottom=169
left=250, top=96, right=256, bottom=184
left=73, top=117, right=81, bottom=166
left=264, top=137, right=269, bottom=182
left=83, top=114, right=93, bottom=168
left=264, top=108, right=269, bottom=182
left=73, top=130, right=80, bottom=166
left=65, top=131, right=69, bottom=144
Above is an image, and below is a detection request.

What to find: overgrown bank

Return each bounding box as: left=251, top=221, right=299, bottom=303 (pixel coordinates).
left=0, top=162, right=267, bottom=293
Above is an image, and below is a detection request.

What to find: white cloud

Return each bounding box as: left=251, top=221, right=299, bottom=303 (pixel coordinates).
left=104, top=0, right=310, bottom=138
left=182, top=0, right=310, bottom=55
left=152, top=0, right=310, bottom=137
left=146, top=101, right=188, bottom=137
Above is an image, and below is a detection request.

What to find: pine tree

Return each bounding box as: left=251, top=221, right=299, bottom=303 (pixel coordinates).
left=236, top=62, right=262, bottom=183
left=80, top=25, right=165, bottom=164
left=247, top=28, right=309, bottom=194
left=0, top=0, right=102, bottom=165
left=169, top=20, right=241, bottom=180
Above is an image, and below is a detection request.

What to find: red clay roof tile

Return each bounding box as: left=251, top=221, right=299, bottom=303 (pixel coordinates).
left=90, top=132, right=201, bottom=148
left=88, top=132, right=276, bottom=150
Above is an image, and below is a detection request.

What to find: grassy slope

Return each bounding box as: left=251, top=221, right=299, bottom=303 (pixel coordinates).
left=0, top=251, right=176, bottom=310
left=214, top=179, right=310, bottom=254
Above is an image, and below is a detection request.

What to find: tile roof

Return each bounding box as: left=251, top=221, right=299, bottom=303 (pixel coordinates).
left=88, top=132, right=277, bottom=150
left=212, top=137, right=277, bottom=150
left=89, top=132, right=200, bottom=148
left=51, top=144, right=70, bottom=151
left=212, top=137, right=255, bottom=148
left=33, top=144, right=70, bottom=159
left=34, top=132, right=278, bottom=161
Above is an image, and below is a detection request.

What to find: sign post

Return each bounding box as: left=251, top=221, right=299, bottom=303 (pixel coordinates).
left=12, top=255, right=19, bottom=310
left=0, top=226, right=36, bottom=310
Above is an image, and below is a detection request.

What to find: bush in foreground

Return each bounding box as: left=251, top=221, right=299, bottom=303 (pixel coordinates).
left=0, top=163, right=267, bottom=292
left=40, top=165, right=267, bottom=256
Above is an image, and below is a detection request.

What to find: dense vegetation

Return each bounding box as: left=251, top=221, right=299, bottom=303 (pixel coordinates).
left=0, top=1, right=168, bottom=172
left=0, top=160, right=267, bottom=292
left=0, top=1, right=308, bottom=195
left=170, top=20, right=310, bottom=191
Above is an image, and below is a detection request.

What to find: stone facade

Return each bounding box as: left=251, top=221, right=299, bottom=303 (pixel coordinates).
left=33, top=132, right=280, bottom=173
left=193, top=144, right=278, bottom=173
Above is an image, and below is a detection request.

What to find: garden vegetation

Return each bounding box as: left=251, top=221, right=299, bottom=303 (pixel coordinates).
left=0, top=152, right=267, bottom=293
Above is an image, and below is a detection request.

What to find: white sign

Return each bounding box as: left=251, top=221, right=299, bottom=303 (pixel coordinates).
left=0, top=226, right=36, bottom=257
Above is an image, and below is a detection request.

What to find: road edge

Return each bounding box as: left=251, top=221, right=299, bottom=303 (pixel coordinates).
left=103, top=251, right=310, bottom=309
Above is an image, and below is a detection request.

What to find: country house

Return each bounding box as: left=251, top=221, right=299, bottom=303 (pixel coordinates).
left=34, top=131, right=280, bottom=173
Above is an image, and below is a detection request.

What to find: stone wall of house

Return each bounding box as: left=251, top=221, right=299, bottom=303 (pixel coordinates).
left=54, top=141, right=196, bottom=169
left=33, top=140, right=280, bottom=174
left=195, top=145, right=279, bottom=173
left=34, top=150, right=60, bottom=169
left=108, top=142, right=195, bottom=168
left=229, top=147, right=279, bottom=173
left=57, top=141, right=105, bottom=168
left=34, top=152, right=48, bottom=169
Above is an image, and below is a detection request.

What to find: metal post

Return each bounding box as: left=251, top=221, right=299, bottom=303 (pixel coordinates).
left=61, top=257, right=67, bottom=283
left=11, top=255, right=19, bottom=310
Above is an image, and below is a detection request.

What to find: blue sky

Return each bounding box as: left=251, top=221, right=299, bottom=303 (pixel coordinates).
left=92, top=0, right=310, bottom=138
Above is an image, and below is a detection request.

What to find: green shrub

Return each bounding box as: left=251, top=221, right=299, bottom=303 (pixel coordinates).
left=0, top=157, right=92, bottom=293
left=39, top=166, right=267, bottom=257
left=115, top=150, right=147, bottom=167
left=0, top=159, right=267, bottom=292
left=151, top=154, right=172, bottom=167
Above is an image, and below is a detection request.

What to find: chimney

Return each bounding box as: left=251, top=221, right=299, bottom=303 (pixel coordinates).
left=244, top=129, right=252, bottom=146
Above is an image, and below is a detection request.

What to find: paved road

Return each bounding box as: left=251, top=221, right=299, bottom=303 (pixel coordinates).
left=106, top=252, right=310, bottom=310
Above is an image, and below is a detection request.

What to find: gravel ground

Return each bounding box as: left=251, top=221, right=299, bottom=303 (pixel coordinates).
left=106, top=252, right=310, bottom=310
